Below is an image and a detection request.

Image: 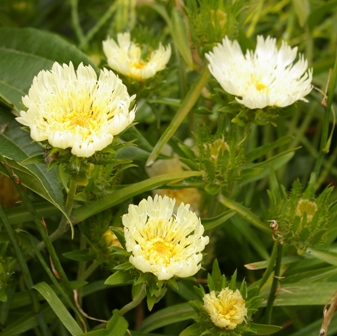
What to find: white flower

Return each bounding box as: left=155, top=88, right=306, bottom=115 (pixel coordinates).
left=122, top=195, right=209, bottom=280
left=203, top=288, right=247, bottom=330
left=205, top=35, right=313, bottom=109
left=16, top=62, right=136, bottom=158
left=103, top=32, right=171, bottom=81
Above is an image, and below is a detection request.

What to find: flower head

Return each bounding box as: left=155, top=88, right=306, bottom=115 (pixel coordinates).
left=206, top=35, right=312, bottom=109
left=103, top=32, right=171, bottom=81
left=122, top=195, right=209, bottom=280
left=16, top=62, right=136, bottom=158
left=203, top=288, right=247, bottom=330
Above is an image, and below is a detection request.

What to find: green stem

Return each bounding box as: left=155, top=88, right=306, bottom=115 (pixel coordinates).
left=78, top=262, right=99, bottom=281
left=79, top=2, right=118, bottom=50
left=266, top=239, right=283, bottom=324
left=119, top=283, right=147, bottom=316
left=0, top=204, right=51, bottom=336
left=146, top=66, right=210, bottom=166
left=313, top=53, right=337, bottom=178
left=315, top=137, right=337, bottom=190
left=37, top=178, right=77, bottom=250
left=70, top=0, right=86, bottom=47
left=257, top=238, right=280, bottom=295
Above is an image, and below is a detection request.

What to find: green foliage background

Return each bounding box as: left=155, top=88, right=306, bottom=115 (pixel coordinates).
left=0, top=0, right=337, bottom=335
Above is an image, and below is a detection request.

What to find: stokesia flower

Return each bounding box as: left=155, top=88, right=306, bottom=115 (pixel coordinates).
left=205, top=35, right=313, bottom=109
left=16, top=62, right=136, bottom=158
left=103, top=32, right=171, bottom=81
left=122, top=195, right=209, bottom=280
left=203, top=288, right=247, bottom=330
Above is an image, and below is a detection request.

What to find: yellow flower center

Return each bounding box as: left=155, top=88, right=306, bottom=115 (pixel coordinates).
left=255, top=82, right=268, bottom=91
left=131, top=60, right=146, bottom=69
left=146, top=237, right=176, bottom=265
left=61, top=109, right=99, bottom=137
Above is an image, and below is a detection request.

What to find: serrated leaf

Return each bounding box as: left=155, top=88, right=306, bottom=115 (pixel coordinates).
left=0, top=27, right=97, bottom=111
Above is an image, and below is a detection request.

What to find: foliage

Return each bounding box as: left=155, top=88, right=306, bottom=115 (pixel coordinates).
left=0, top=0, right=337, bottom=335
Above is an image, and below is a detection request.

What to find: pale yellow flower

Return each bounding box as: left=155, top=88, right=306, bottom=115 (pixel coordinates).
left=203, top=288, right=247, bottom=330
left=206, top=35, right=312, bottom=109
left=122, top=195, right=209, bottom=280
left=103, top=32, right=171, bottom=81
left=17, top=62, right=136, bottom=158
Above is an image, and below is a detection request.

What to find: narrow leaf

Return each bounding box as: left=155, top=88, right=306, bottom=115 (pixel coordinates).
left=306, top=248, right=337, bottom=266
left=146, top=68, right=209, bottom=166
left=171, top=8, right=194, bottom=69
left=33, top=282, right=83, bottom=336
left=72, top=171, right=202, bottom=223
left=138, top=303, right=195, bottom=333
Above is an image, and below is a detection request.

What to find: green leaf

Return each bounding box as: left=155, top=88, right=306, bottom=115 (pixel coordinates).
left=260, top=282, right=337, bottom=306
left=292, top=0, right=310, bottom=27
left=139, top=303, right=196, bottom=333
left=33, top=282, right=83, bottom=336
left=72, top=171, right=202, bottom=223
left=246, top=135, right=294, bottom=162
left=0, top=110, right=67, bottom=217
left=307, top=0, right=337, bottom=32
left=0, top=306, right=54, bottom=336
left=0, top=27, right=97, bottom=111
left=241, top=150, right=297, bottom=185
left=171, top=8, right=194, bottom=69
left=218, top=194, right=269, bottom=233
left=146, top=67, right=209, bottom=166
left=104, top=270, right=134, bottom=287
left=250, top=323, right=282, bottom=335
left=107, top=310, right=128, bottom=336
left=63, top=249, right=91, bottom=261
left=306, top=248, right=337, bottom=266
left=202, top=210, right=236, bottom=231
left=179, top=323, right=202, bottom=336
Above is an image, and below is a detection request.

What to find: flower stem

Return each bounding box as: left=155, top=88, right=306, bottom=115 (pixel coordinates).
left=50, top=177, right=78, bottom=242
left=265, top=238, right=283, bottom=324
left=119, top=283, right=147, bottom=316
